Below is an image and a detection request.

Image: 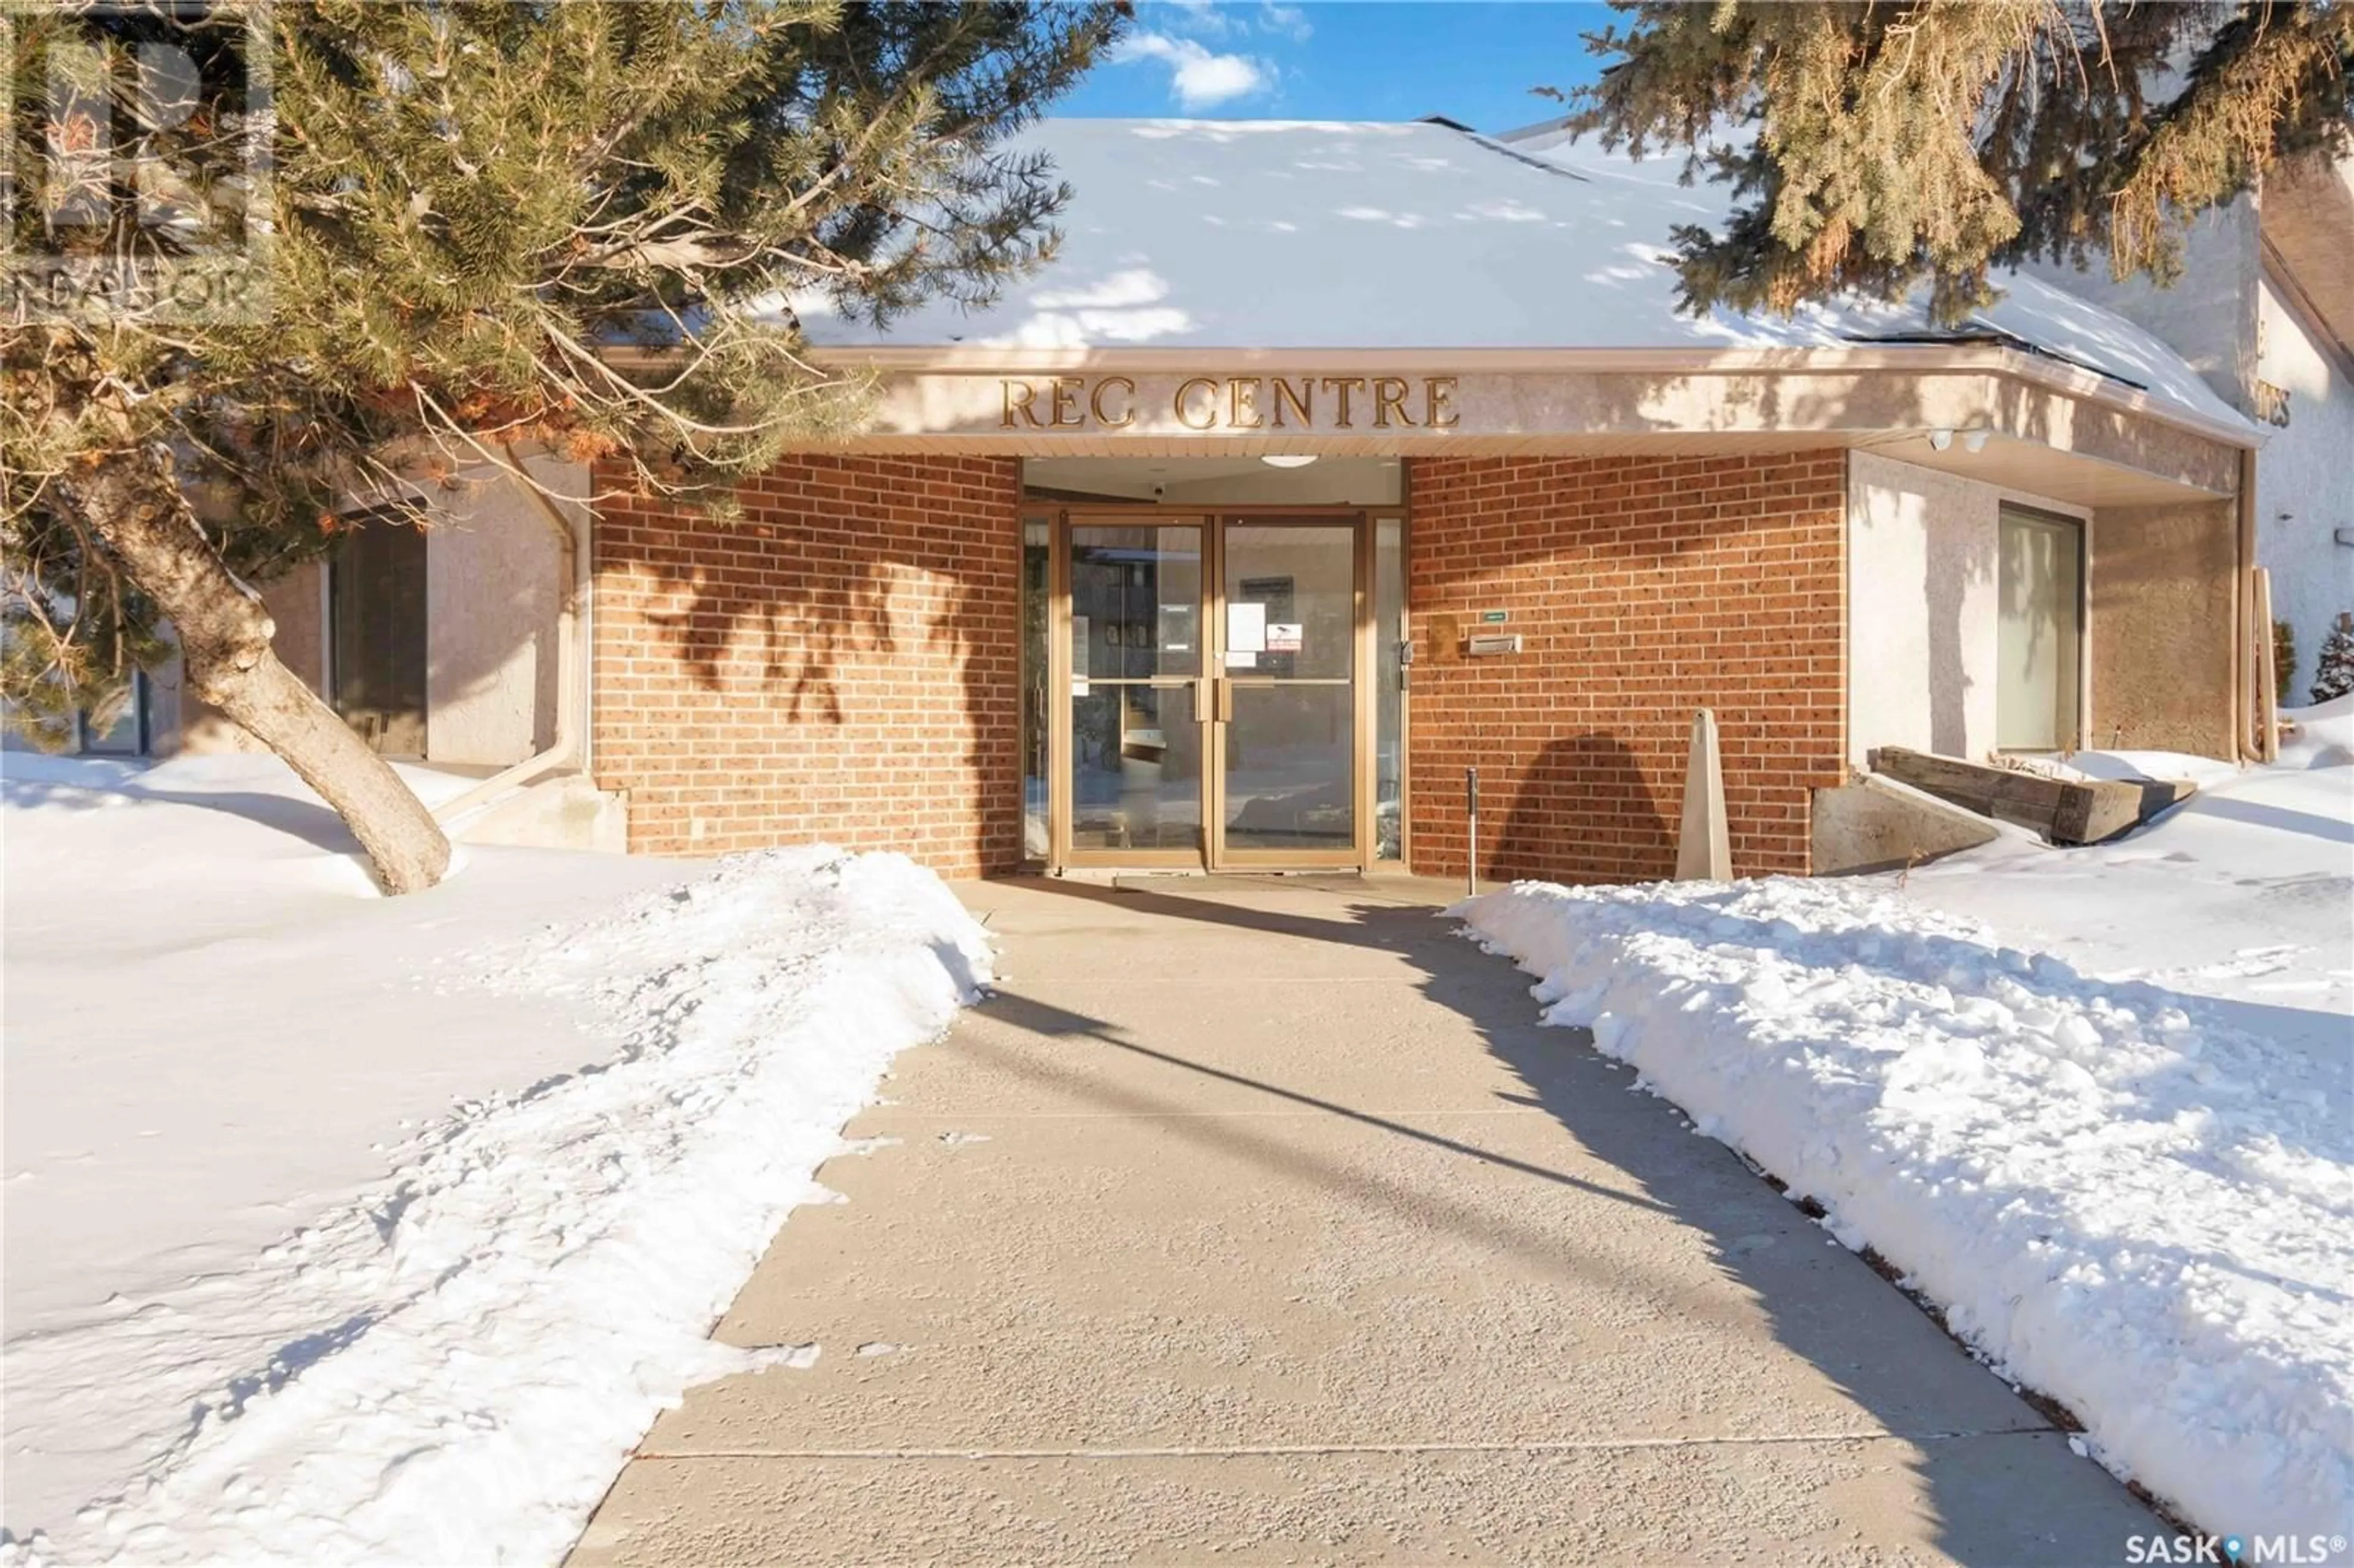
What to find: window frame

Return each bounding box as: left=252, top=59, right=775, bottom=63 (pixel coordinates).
left=1992, top=503, right=2089, bottom=754
left=75, top=669, right=151, bottom=756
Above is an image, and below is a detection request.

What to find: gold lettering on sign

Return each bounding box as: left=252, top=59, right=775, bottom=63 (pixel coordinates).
left=994, top=375, right=1463, bottom=433
left=1002, top=378, right=1042, bottom=429
left=1319, top=376, right=1367, bottom=427
left=1174, top=376, right=1220, bottom=431
left=1425, top=375, right=1460, bottom=429
left=1228, top=378, right=1264, bottom=430
left=1090, top=375, right=1136, bottom=429
left=1271, top=376, right=1313, bottom=428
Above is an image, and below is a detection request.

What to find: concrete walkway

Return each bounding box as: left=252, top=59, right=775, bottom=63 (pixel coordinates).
left=571, top=875, right=2157, bottom=1566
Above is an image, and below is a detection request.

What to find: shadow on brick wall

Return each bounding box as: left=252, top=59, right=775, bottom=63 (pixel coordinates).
left=638, top=537, right=903, bottom=724
left=590, top=455, right=1024, bottom=872
left=1406, top=451, right=1848, bottom=886
left=1490, top=731, right=1672, bottom=885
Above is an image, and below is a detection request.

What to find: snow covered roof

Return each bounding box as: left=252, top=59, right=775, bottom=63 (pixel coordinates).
left=793, top=118, right=2251, bottom=433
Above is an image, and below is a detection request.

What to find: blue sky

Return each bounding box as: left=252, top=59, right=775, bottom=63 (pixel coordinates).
left=1053, top=2, right=1620, bottom=134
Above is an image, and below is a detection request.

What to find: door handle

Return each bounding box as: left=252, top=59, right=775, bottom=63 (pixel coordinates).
left=1192, top=678, right=1235, bottom=723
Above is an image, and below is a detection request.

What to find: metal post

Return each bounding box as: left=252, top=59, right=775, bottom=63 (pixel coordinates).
left=1465, top=766, right=1479, bottom=897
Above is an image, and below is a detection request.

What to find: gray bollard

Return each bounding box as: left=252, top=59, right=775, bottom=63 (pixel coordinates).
left=1466, top=766, right=1479, bottom=897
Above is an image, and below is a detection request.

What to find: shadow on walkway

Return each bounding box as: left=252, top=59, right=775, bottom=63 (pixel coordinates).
left=995, top=874, right=2157, bottom=1564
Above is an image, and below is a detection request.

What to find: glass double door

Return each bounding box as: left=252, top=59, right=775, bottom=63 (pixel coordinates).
left=1054, top=512, right=1368, bottom=869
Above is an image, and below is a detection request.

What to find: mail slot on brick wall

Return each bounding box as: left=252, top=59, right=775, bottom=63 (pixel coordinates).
left=1466, top=633, right=1523, bottom=657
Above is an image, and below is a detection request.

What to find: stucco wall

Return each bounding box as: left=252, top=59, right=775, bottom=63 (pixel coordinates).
left=1847, top=452, right=2001, bottom=765
left=1846, top=452, right=2103, bottom=763
left=166, top=463, right=573, bottom=764
left=174, top=562, right=328, bottom=754
left=425, top=460, right=576, bottom=766
left=2087, top=499, right=2239, bottom=758
left=2253, top=275, right=2354, bottom=701
left=2014, top=191, right=2348, bottom=703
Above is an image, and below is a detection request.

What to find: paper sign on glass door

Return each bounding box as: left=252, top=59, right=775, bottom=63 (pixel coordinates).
left=1265, top=623, right=1303, bottom=652
left=1226, top=602, right=1267, bottom=653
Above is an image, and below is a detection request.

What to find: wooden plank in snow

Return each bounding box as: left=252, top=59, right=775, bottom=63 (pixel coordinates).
left=1866, top=747, right=2193, bottom=847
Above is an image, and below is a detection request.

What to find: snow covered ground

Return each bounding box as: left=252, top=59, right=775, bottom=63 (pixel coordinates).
left=1, top=753, right=989, bottom=1565
left=1455, top=700, right=2354, bottom=1540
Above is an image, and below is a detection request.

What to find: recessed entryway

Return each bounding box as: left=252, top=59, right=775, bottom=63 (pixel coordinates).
left=1021, top=459, right=1408, bottom=873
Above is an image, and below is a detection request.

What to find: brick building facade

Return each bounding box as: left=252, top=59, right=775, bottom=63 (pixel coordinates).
left=560, top=124, right=2257, bottom=886
left=579, top=446, right=1948, bottom=886
left=1406, top=452, right=1848, bottom=881
left=85, top=120, right=2260, bottom=883
left=592, top=454, right=1024, bottom=877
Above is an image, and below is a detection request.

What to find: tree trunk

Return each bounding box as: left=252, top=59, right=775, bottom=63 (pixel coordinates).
left=72, top=447, right=452, bottom=895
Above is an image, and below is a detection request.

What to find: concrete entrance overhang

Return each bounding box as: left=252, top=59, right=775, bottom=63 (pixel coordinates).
left=813, top=344, right=2258, bottom=510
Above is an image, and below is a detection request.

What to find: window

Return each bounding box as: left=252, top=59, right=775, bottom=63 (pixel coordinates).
left=77, top=670, right=151, bottom=756
left=1995, top=508, right=2084, bottom=751
left=1019, top=514, right=1050, bottom=859
left=327, top=510, right=429, bottom=757
left=1373, top=515, right=1405, bottom=859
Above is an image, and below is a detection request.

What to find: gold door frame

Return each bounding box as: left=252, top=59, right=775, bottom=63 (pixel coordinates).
left=1205, top=512, right=1372, bottom=872
left=1050, top=511, right=1209, bottom=871
left=1046, top=505, right=1373, bottom=874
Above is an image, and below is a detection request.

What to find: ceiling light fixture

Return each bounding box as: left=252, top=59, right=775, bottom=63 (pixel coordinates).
left=1961, top=428, right=1992, bottom=454
left=1261, top=455, right=1319, bottom=469
left=1926, top=428, right=1955, bottom=452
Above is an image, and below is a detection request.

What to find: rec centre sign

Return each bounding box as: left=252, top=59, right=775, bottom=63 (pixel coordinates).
left=999, top=374, right=1462, bottom=432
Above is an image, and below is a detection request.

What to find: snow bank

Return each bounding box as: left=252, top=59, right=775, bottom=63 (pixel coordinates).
left=1455, top=870, right=2350, bottom=1539
left=1911, top=714, right=2353, bottom=1012
left=2284, top=692, right=2354, bottom=770
left=4, top=756, right=989, bottom=1566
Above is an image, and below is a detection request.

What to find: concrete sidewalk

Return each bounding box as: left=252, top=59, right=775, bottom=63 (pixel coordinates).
left=570, top=875, right=2157, bottom=1566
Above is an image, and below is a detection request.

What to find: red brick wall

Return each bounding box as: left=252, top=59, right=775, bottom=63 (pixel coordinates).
left=1407, top=452, right=1848, bottom=883
left=592, top=454, right=1023, bottom=876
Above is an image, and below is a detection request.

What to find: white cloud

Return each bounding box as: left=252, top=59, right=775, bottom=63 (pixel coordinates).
left=1156, top=0, right=1235, bottom=36
left=1115, top=31, right=1273, bottom=110
left=1259, top=3, right=1312, bottom=41
left=1032, top=267, right=1171, bottom=310
left=1151, top=0, right=1311, bottom=40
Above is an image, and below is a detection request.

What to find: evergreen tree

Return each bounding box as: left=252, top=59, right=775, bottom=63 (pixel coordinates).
left=2313, top=612, right=2354, bottom=705
left=1548, top=1, right=2354, bottom=323
left=2, top=0, right=1121, bottom=891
